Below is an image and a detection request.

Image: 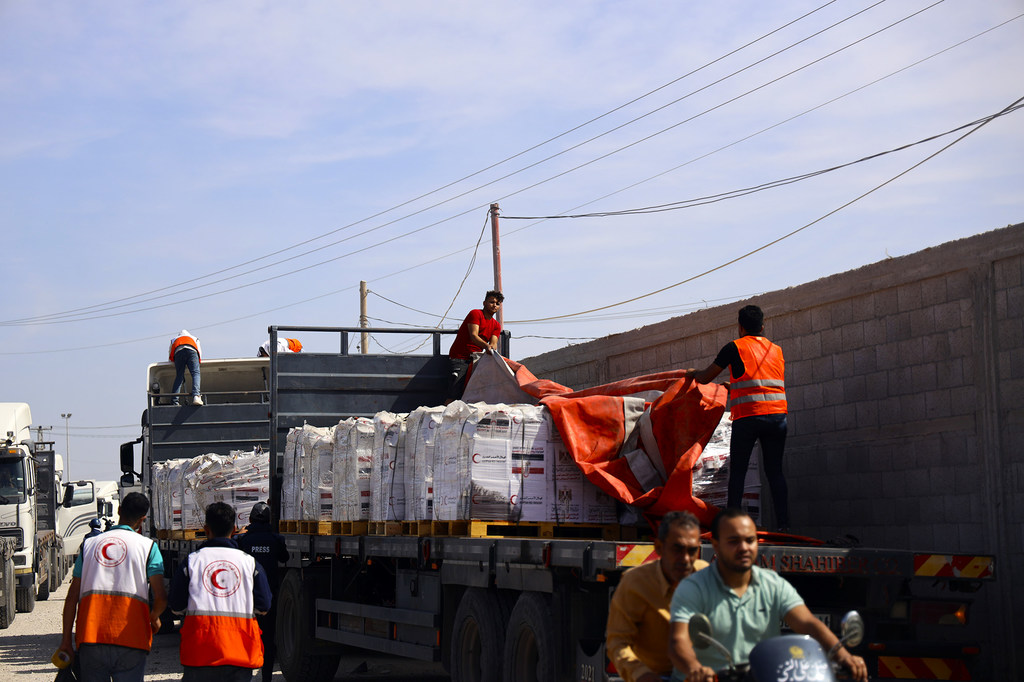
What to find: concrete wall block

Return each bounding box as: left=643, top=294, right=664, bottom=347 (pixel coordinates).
left=863, top=318, right=887, bottom=346
left=949, top=386, right=977, bottom=417
left=944, top=269, right=972, bottom=299
left=906, top=467, right=931, bottom=494
left=921, top=276, right=949, bottom=306
left=897, top=282, right=923, bottom=312
left=800, top=332, right=822, bottom=359
left=920, top=495, right=946, bottom=520
left=994, top=289, right=1007, bottom=319
left=944, top=493, right=972, bottom=523
left=878, top=397, right=902, bottom=425
left=855, top=400, right=879, bottom=428
left=935, top=358, right=964, bottom=389
left=902, top=393, right=928, bottom=422
left=895, top=497, right=921, bottom=524
left=811, top=355, right=835, bottom=383
left=1005, top=285, right=1024, bottom=319
left=868, top=446, right=892, bottom=473
left=843, top=374, right=867, bottom=402
left=874, top=288, right=899, bottom=317
left=789, top=359, right=813, bottom=388
left=948, top=326, right=973, bottom=360
left=898, top=337, right=925, bottom=367
left=790, top=309, right=813, bottom=336
left=850, top=295, right=874, bottom=322
left=834, top=350, right=855, bottom=379
left=909, top=307, right=937, bottom=337
left=834, top=403, right=857, bottom=430
left=800, top=382, right=824, bottom=410
left=953, top=465, right=980, bottom=495
left=933, top=301, right=962, bottom=333
left=853, top=348, right=877, bottom=374
left=997, top=318, right=1024, bottom=352
left=655, top=343, right=672, bottom=368
left=865, top=371, right=888, bottom=399
left=608, top=353, right=630, bottom=378
left=886, top=312, right=913, bottom=343
left=887, top=366, right=914, bottom=395
left=641, top=347, right=658, bottom=373
left=813, top=405, right=836, bottom=433
left=811, top=307, right=832, bottom=332
left=820, top=328, right=842, bottom=355
left=911, top=363, right=939, bottom=392
left=921, top=333, right=953, bottom=364
left=925, top=390, right=953, bottom=419
left=627, top=351, right=643, bottom=376
left=840, top=322, right=865, bottom=352
left=830, top=298, right=853, bottom=326
left=993, top=254, right=1023, bottom=289
left=957, top=523, right=985, bottom=553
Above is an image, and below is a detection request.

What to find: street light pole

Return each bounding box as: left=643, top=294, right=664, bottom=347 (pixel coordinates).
left=61, top=412, right=72, bottom=481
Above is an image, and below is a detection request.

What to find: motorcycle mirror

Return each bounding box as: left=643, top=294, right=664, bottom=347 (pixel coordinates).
left=689, top=614, right=714, bottom=650
left=840, top=611, right=865, bottom=648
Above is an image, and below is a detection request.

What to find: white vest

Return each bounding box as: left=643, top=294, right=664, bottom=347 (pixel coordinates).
left=185, top=545, right=256, bottom=617
left=80, top=528, right=153, bottom=602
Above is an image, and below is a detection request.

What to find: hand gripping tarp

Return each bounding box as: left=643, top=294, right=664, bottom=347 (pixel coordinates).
left=463, top=354, right=728, bottom=526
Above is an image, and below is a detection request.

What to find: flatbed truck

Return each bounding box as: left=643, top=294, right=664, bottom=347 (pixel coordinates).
left=121, top=326, right=995, bottom=681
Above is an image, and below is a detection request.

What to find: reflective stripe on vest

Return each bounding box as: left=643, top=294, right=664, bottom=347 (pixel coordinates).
left=729, top=336, right=787, bottom=419
left=169, top=334, right=200, bottom=362
left=180, top=546, right=263, bottom=669
left=76, top=529, right=155, bottom=651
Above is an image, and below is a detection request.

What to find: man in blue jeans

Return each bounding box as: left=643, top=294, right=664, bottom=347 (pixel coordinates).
left=684, top=305, right=789, bottom=530
left=168, top=329, right=203, bottom=406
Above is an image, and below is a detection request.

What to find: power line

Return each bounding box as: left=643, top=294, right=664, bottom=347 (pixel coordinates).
left=511, top=93, right=1024, bottom=324
left=0, top=1, right=905, bottom=327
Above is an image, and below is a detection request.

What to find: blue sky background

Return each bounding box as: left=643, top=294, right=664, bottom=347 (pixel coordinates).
left=1, top=1, right=1021, bottom=481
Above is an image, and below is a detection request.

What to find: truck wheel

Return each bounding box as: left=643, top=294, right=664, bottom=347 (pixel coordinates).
left=276, top=570, right=342, bottom=682
left=503, top=592, right=555, bottom=682
left=0, top=560, right=15, bottom=628
left=37, top=570, right=50, bottom=601
left=16, top=581, right=36, bottom=613
left=451, top=588, right=509, bottom=682
left=48, top=547, right=60, bottom=593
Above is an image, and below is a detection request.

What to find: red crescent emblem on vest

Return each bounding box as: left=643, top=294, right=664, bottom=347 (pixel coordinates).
left=94, top=536, right=128, bottom=568
left=202, top=560, right=242, bottom=598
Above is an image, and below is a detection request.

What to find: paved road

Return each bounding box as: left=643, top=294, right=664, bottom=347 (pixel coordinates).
left=0, top=574, right=450, bottom=681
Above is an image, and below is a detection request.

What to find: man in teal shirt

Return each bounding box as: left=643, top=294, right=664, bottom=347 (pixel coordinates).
left=668, top=509, right=867, bottom=682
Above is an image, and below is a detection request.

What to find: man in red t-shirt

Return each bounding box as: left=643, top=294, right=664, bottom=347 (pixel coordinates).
left=447, top=290, right=504, bottom=399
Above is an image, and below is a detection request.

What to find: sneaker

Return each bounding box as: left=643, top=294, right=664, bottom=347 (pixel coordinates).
left=192, top=396, right=204, bottom=406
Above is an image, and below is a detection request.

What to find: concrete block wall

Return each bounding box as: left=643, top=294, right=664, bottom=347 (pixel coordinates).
left=521, top=223, right=1023, bottom=673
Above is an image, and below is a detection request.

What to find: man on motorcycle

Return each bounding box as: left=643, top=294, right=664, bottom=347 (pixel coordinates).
left=668, top=509, right=868, bottom=682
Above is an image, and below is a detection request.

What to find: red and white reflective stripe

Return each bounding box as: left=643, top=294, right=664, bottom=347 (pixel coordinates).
left=913, top=554, right=994, bottom=579
left=615, top=544, right=658, bottom=567
left=877, top=656, right=971, bottom=680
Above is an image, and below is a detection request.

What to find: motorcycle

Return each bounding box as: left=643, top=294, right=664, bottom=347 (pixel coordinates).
left=688, top=610, right=865, bottom=682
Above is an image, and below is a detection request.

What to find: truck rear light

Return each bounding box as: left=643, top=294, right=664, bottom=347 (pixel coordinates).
left=891, top=599, right=969, bottom=625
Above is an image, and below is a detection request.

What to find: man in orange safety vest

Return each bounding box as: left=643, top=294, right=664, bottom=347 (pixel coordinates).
left=684, top=305, right=789, bottom=530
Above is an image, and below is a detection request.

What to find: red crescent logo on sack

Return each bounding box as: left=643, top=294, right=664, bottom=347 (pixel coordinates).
left=202, top=560, right=242, bottom=598
left=471, top=453, right=481, bottom=463
left=95, top=537, right=128, bottom=567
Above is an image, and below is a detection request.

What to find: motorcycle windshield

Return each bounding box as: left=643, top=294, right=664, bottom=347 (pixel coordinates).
left=747, top=634, right=834, bottom=682
left=0, top=457, right=26, bottom=503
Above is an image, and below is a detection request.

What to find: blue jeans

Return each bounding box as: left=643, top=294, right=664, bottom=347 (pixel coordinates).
left=172, top=346, right=201, bottom=404
left=77, top=643, right=148, bottom=682
left=729, top=413, right=789, bottom=528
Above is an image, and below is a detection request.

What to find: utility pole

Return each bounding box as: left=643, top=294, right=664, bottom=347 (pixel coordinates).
left=490, top=203, right=503, bottom=327
left=360, top=281, right=369, bottom=355
left=60, top=413, right=72, bottom=481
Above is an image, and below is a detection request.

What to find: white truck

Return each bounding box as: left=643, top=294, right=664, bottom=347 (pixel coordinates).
left=0, top=403, right=118, bottom=626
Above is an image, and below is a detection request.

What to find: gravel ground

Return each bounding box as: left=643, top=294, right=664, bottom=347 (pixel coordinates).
left=0, top=574, right=449, bottom=681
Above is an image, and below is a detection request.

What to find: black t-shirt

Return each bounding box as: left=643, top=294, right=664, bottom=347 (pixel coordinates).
left=235, top=523, right=290, bottom=591
left=713, top=341, right=744, bottom=379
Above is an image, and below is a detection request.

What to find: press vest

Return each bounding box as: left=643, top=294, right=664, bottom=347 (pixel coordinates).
left=76, top=529, right=156, bottom=651
left=729, top=336, right=787, bottom=419
left=168, top=334, right=201, bottom=362
left=180, top=545, right=263, bottom=668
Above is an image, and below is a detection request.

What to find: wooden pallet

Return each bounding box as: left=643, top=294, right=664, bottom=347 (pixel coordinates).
left=468, top=520, right=620, bottom=540
left=166, top=529, right=206, bottom=541
left=298, top=520, right=334, bottom=535
left=368, top=521, right=404, bottom=536
left=279, top=520, right=301, bottom=533
left=330, top=521, right=369, bottom=536
left=401, top=520, right=469, bottom=537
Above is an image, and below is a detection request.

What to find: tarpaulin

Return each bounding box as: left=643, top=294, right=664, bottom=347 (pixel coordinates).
left=466, top=353, right=729, bottom=526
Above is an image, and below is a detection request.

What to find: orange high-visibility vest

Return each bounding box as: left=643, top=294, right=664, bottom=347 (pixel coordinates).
left=286, top=338, right=302, bottom=352
left=76, top=529, right=157, bottom=651
left=179, top=546, right=263, bottom=669
left=168, top=334, right=201, bottom=362
left=728, top=336, right=787, bottom=420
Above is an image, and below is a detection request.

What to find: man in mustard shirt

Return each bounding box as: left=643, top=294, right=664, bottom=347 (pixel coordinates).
left=606, top=511, right=708, bottom=682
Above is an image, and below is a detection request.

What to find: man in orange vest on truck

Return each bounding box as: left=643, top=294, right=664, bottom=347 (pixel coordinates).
left=170, top=501, right=272, bottom=682
left=168, top=329, right=203, bottom=406
left=684, top=305, right=790, bottom=531
left=59, top=492, right=167, bottom=682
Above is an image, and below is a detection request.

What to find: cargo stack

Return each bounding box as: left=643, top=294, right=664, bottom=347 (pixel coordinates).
left=691, top=414, right=761, bottom=524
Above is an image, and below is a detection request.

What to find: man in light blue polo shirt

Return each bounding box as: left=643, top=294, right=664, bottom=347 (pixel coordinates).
left=668, top=509, right=867, bottom=682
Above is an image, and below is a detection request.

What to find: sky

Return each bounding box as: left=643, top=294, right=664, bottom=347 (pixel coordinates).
left=0, top=1, right=1021, bottom=483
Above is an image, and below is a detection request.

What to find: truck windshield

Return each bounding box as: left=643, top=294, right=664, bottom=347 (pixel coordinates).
left=0, top=458, right=26, bottom=502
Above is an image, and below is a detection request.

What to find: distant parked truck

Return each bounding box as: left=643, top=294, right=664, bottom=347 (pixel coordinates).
left=119, top=328, right=997, bottom=681
left=0, top=403, right=117, bottom=627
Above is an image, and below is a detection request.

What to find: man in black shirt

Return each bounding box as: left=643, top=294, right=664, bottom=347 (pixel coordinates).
left=236, top=503, right=290, bottom=681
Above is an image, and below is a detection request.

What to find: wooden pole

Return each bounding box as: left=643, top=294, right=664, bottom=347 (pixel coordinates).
left=360, top=281, right=369, bottom=354
left=490, top=203, right=503, bottom=327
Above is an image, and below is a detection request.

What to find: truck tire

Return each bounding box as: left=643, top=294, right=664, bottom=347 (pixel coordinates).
left=48, top=547, right=60, bottom=593
left=0, top=560, right=15, bottom=628
left=276, top=570, right=342, bottom=682
left=16, top=581, right=36, bottom=613
left=502, top=592, right=556, bottom=682
left=37, top=570, right=50, bottom=601
left=451, top=588, right=509, bottom=682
